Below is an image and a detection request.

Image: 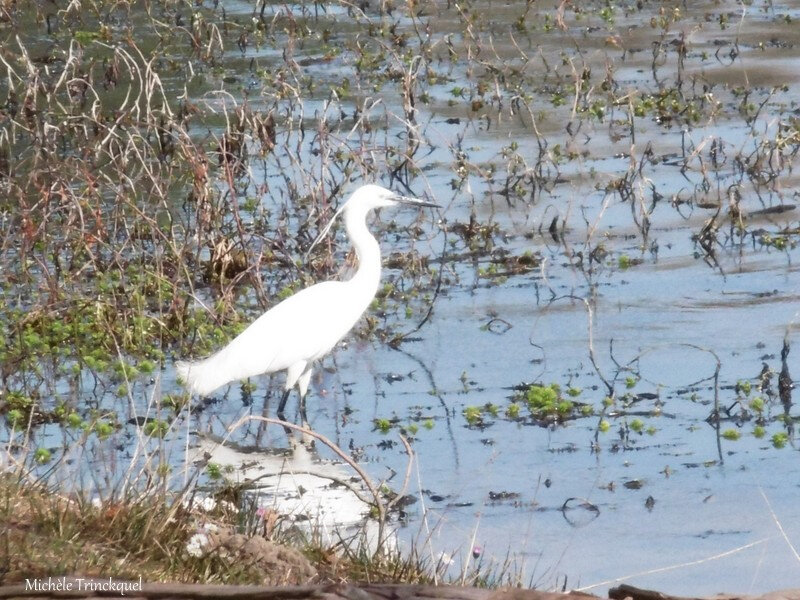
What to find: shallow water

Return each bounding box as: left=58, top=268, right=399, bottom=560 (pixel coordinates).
left=3, top=0, right=800, bottom=594
left=200, top=1, right=800, bottom=590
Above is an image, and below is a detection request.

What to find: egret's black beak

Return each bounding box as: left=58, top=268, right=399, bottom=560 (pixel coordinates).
left=393, top=194, right=440, bottom=209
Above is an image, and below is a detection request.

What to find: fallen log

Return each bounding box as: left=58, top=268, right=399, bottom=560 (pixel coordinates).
left=608, top=584, right=800, bottom=600
left=0, top=580, right=598, bottom=600
left=1, top=580, right=799, bottom=600
left=609, top=584, right=702, bottom=600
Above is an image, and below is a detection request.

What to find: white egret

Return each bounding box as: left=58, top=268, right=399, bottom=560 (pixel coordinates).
left=176, top=184, right=438, bottom=416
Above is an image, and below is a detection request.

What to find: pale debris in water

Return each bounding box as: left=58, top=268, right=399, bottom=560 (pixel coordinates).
left=192, top=436, right=392, bottom=551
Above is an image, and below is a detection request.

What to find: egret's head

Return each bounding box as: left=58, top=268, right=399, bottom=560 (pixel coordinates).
left=305, top=184, right=438, bottom=259
left=346, top=184, right=438, bottom=211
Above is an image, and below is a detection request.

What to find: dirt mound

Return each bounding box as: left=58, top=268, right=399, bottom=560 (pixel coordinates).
left=206, top=530, right=317, bottom=585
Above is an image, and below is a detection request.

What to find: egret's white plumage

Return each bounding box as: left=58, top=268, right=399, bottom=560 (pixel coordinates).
left=176, top=184, right=437, bottom=414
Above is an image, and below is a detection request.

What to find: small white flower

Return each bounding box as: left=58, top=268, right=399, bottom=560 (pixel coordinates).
left=182, top=495, right=218, bottom=512
left=185, top=532, right=210, bottom=557
left=199, top=522, right=219, bottom=533
left=198, top=497, right=217, bottom=511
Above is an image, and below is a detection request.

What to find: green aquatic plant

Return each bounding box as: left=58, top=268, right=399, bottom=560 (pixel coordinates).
left=525, top=384, right=558, bottom=410
left=73, top=30, right=102, bottom=44
left=374, top=418, right=393, bottom=433
left=6, top=392, right=33, bottom=411
left=6, top=409, right=25, bottom=428
left=113, top=360, right=140, bottom=381
left=518, top=383, right=577, bottom=421
left=206, top=463, right=223, bottom=480
left=34, top=448, right=52, bottom=464
left=463, top=406, right=483, bottom=426
left=162, top=395, right=188, bottom=413
left=93, top=421, right=115, bottom=439
left=506, top=402, right=521, bottom=419
left=771, top=432, right=789, bottom=449
left=144, top=420, right=170, bottom=438
left=722, top=429, right=741, bottom=441
left=749, top=396, right=764, bottom=413
left=240, top=380, right=257, bottom=396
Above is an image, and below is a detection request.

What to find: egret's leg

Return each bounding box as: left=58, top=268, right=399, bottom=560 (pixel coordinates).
left=276, top=388, right=292, bottom=417
left=280, top=361, right=308, bottom=419
left=298, top=394, right=309, bottom=428
left=296, top=368, right=314, bottom=428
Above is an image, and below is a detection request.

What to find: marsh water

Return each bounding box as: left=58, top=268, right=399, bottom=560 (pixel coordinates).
left=2, top=0, right=800, bottom=594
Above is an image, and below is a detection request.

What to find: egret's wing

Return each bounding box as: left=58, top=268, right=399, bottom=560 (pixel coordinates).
left=177, top=281, right=356, bottom=396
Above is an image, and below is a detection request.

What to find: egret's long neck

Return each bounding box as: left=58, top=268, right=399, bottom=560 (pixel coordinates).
left=345, top=206, right=382, bottom=299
